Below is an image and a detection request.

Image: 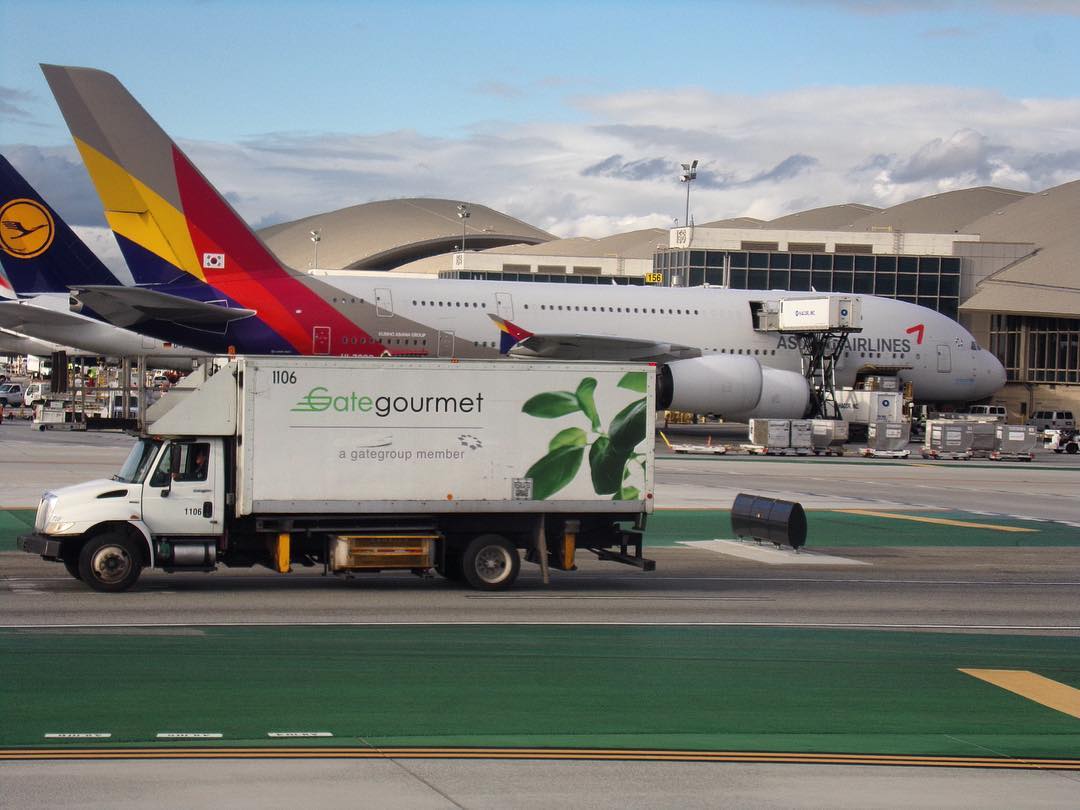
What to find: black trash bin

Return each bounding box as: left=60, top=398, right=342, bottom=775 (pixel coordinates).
left=731, top=493, right=807, bottom=549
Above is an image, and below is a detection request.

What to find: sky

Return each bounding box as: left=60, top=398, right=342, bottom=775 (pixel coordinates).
left=2, top=0, right=1079, bottom=272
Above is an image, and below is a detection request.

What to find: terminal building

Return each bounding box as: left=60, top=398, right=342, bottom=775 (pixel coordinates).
left=262, top=182, right=1080, bottom=420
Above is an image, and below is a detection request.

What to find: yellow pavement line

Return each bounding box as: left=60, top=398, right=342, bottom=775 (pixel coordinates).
left=960, top=669, right=1080, bottom=719
left=1, top=746, right=1078, bottom=769
left=836, top=509, right=1037, bottom=533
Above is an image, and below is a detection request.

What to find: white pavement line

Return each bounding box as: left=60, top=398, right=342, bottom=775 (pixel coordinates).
left=678, top=539, right=871, bottom=566
left=156, top=732, right=223, bottom=739
left=267, top=732, right=334, bottom=738
left=43, top=733, right=112, bottom=739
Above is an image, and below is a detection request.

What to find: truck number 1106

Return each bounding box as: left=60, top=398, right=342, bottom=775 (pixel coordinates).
left=271, top=371, right=297, bottom=384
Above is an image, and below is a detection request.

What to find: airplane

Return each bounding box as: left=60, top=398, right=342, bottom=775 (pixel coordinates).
left=0, top=154, right=207, bottom=370
left=41, top=64, right=1006, bottom=419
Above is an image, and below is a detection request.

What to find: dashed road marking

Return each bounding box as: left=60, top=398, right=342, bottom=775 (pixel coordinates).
left=157, top=732, right=223, bottom=739
left=43, top=733, right=111, bottom=739
left=268, top=732, right=334, bottom=738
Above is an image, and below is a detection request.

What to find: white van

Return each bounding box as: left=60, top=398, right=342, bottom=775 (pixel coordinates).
left=1028, top=410, right=1076, bottom=431
left=966, top=405, right=1007, bottom=420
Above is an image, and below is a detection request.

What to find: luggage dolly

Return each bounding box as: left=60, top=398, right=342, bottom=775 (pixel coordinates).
left=860, top=448, right=910, bottom=459
left=920, top=448, right=972, bottom=460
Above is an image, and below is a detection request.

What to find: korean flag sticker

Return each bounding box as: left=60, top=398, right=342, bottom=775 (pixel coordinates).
left=202, top=252, right=225, bottom=270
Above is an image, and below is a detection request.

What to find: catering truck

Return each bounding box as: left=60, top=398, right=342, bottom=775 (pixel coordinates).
left=20, top=358, right=655, bottom=592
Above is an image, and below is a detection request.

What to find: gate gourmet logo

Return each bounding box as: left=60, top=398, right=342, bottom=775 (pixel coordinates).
left=292, top=386, right=484, bottom=417
left=0, top=198, right=55, bottom=259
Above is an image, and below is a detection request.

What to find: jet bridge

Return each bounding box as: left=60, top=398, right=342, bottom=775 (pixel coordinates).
left=752, top=297, right=863, bottom=419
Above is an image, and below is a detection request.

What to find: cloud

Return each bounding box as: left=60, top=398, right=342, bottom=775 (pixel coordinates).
left=0, top=86, right=35, bottom=120
left=3, top=81, right=1079, bottom=259
left=473, top=81, right=525, bottom=99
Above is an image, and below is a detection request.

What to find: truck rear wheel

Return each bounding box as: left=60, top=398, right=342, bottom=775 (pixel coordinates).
left=78, top=532, right=143, bottom=592
left=462, top=534, right=519, bottom=591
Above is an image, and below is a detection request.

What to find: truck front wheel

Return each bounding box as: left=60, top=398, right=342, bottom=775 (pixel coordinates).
left=462, top=534, right=520, bottom=591
left=78, top=532, right=143, bottom=592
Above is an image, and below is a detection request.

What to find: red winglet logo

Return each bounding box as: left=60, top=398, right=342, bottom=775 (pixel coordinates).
left=906, top=323, right=925, bottom=345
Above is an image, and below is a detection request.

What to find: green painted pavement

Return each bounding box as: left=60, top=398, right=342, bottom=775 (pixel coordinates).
left=658, top=453, right=1080, bottom=472
left=646, top=509, right=1080, bottom=548
left=1, top=626, right=1078, bottom=757
left=0, top=509, right=34, bottom=551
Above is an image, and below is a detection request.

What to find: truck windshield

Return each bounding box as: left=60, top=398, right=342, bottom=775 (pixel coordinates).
left=114, top=439, right=163, bottom=484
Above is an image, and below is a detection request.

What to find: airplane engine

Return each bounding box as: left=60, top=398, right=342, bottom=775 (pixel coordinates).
left=658, top=355, right=810, bottom=419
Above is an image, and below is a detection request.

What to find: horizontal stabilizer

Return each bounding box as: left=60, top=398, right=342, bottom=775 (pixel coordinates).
left=70, top=285, right=256, bottom=329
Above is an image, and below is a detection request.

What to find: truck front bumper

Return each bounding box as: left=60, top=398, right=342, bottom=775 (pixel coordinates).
left=19, top=533, right=64, bottom=559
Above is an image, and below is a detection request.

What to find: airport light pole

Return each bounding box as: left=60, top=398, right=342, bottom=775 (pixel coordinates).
left=680, top=160, right=698, bottom=227
left=457, top=204, right=470, bottom=255
left=310, top=229, right=321, bottom=269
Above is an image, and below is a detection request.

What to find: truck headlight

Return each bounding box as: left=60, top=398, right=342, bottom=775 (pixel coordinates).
left=36, top=493, right=58, bottom=531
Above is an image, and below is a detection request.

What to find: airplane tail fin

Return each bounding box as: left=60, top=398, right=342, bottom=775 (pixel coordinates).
left=0, top=153, right=121, bottom=295
left=41, top=64, right=301, bottom=293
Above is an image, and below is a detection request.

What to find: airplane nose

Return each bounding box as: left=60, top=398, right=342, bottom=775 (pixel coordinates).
left=979, top=351, right=1007, bottom=397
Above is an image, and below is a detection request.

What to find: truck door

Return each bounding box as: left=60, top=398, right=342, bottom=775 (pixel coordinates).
left=312, top=326, right=331, bottom=355
left=936, top=344, right=951, bottom=373
left=375, top=288, right=393, bottom=317
left=141, top=439, right=224, bottom=536
left=495, top=292, right=514, bottom=320
left=437, top=331, right=455, bottom=357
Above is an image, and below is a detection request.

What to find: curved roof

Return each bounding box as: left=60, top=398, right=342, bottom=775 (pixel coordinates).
left=961, top=179, right=1080, bottom=317
left=259, top=198, right=554, bottom=272
left=767, top=203, right=881, bottom=230
left=493, top=228, right=668, bottom=260
left=843, top=187, right=1029, bottom=234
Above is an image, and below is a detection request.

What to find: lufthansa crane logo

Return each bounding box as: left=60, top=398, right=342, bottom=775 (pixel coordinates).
left=0, top=198, right=55, bottom=259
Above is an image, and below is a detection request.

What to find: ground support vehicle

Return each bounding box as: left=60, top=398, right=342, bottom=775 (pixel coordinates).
left=1043, top=429, right=1079, bottom=455
left=989, top=425, right=1037, bottom=462
left=19, top=358, right=656, bottom=592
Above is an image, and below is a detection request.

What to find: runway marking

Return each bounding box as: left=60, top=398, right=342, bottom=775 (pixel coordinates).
left=156, top=733, right=222, bottom=739
left=43, top=733, right=111, bottom=739
left=960, top=669, right=1080, bottom=719
left=678, top=539, right=870, bottom=566
left=835, top=509, right=1038, bottom=533
left=0, top=746, right=1078, bottom=769
left=268, top=732, right=334, bottom=738
left=466, top=595, right=772, bottom=601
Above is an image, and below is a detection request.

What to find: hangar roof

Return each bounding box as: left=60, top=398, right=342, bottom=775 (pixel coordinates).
left=960, top=179, right=1080, bottom=317
left=842, top=187, right=1029, bottom=234
left=766, top=203, right=881, bottom=230
left=494, top=228, right=668, bottom=260
left=259, top=198, right=554, bottom=272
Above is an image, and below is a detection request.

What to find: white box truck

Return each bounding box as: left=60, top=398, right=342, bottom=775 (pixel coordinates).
left=20, top=358, right=656, bottom=592
left=778, top=297, right=862, bottom=332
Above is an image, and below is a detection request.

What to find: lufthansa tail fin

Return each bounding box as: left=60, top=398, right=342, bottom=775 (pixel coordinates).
left=0, top=153, right=121, bottom=295
left=41, top=64, right=301, bottom=291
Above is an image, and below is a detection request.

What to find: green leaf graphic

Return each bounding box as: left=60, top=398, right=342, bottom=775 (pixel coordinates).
left=609, top=398, right=648, bottom=451
left=617, top=371, right=648, bottom=393
left=616, top=486, right=641, bottom=501
left=575, top=377, right=601, bottom=431
left=549, top=427, right=587, bottom=451
left=588, top=436, right=629, bottom=495
left=525, top=445, right=585, bottom=500
left=522, top=391, right=581, bottom=418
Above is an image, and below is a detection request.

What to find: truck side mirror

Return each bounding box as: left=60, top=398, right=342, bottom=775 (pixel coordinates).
left=160, top=443, right=181, bottom=497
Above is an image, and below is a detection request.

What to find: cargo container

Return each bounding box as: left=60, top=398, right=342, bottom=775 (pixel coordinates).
left=748, top=419, right=791, bottom=449
left=921, top=420, right=974, bottom=460
left=20, top=358, right=656, bottom=592
left=778, top=297, right=862, bottom=332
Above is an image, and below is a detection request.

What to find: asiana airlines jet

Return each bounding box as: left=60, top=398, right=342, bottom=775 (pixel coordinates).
left=40, top=64, right=1005, bottom=420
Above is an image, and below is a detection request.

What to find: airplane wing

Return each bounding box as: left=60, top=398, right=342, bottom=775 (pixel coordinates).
left=70, top=286, right=257, bottom=329
left=510, top=334, right=701, bottom=362
left=0, top=300, right=83, bottom=332
left=489, top=315, right=699, bottom=362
